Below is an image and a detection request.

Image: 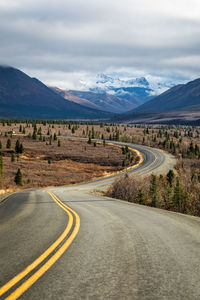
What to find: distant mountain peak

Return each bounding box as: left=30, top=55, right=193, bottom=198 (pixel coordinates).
left=79, top=73, right=177, bottom=105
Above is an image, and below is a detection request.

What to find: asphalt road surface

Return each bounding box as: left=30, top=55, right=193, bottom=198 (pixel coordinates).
left=0, top=144, right=200, bottom=299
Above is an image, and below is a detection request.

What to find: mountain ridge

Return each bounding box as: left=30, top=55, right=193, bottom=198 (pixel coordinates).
left=112, top=77, right=200, bottom=124
left=51, top=88, right=139, bottom=113
left=0, top=66, right=112, bottom=119
left=133, top=78, right=200, bottom=113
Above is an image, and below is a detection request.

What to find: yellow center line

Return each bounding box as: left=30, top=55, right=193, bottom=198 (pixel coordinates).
left=137, top=149, right=157, bottom=172
left=0, top=192, right=80, bottom=300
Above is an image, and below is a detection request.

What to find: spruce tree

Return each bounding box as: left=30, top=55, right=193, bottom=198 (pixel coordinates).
left=6, top=138, right=11, bottom=149
left=32, top=128, right=37, bottom=140
left=14, top=168, right=23, bottom=186
left=15, top=140, right=24, bottom=154
left=172, top=177, right=183, bottom=211
left=15, top=139, right=20, bottom=153
left=88, top=136, right=91, bottom=144
left=136, top=188, right=146, bottom=205
left=92, top=127, right=95, bottom=139
left=149, top=175, right=158, bottom=207
left=11, top=153, right=15, bottom=162
left=19, top=143, right=24, bottom=154
left=53, top=133, right=57, bottom=141
left=167, top=170, right=175, bottom=187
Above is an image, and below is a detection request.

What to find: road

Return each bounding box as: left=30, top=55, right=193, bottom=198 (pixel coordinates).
left=0, top=144, right=200, bottom=299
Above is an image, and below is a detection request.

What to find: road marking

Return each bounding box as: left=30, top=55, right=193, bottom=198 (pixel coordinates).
left=135, top=149, right=157, bottom=174
left=0, top=192, right=80, bottom=299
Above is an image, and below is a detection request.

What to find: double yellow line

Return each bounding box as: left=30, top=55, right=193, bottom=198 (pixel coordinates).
left=0, top=192, right=80, bottom=299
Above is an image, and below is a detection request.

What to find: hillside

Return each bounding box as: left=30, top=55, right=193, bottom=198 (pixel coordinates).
left=112, top=78, right=200, bottom=124
left=133, top=78, right=200, bottom=113
left=52, top=88, right=138, bottom=113
left=0, top=66, right=112, bottom=119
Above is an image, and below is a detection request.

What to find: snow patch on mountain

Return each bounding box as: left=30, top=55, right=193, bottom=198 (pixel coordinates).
left=80, top=72, right=176, bottom=99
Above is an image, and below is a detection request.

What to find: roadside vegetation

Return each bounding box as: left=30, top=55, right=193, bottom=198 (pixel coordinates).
left=0, top=119, right=139, bottom=192
left=0, top=118, right=200, bottom=217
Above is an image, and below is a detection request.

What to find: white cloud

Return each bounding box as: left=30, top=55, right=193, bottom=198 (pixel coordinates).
left=0, top=0, right=200, bottom=88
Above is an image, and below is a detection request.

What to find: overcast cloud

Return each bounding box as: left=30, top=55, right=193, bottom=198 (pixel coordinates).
left=0, top=0, right=200, bottom=89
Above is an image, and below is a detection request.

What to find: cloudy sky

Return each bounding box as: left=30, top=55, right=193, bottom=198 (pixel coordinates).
left=0, top=0, right=200, bottom=89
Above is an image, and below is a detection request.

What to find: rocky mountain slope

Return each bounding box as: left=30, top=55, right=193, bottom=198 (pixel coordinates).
left=51, top=88, right=138, bottom=113
left=133, top=78, right=200, bottom=113
left=0, top=66, right=112, bottom=119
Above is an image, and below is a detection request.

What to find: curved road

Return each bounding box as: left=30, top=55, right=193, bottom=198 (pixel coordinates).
left=0, top=144, right=200, bottom=299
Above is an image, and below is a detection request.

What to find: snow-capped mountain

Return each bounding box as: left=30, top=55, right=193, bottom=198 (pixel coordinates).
left=52, top=73, right=181, bottom=114
left=80, top=73, right=176, bottom=104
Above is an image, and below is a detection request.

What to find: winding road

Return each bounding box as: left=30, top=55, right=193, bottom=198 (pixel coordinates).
left=0, top=143, right=200, bottom=299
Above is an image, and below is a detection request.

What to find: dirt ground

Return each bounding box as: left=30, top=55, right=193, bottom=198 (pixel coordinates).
left=0, top=133, right=138, bottom=190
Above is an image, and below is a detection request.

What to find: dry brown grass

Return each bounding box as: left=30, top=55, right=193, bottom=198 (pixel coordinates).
left=0, top=132, right=138, bottom=190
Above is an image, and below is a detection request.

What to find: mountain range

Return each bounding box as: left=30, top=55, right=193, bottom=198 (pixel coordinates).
left=0, top=66, right=112, bottom=119
left=0, top=66, right=200, bottom=124
left=133, top=78, right=200, bottom=112
left=51, top=88, right=138, bottom=114
left=51, top=74, right=176, bottom=114
left=114, top=78, right=200, bottom=124
left=81, top=73, right=175, bottom=101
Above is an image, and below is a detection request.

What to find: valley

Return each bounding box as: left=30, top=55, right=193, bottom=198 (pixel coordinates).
left=0, top=122, right=139, bottom=193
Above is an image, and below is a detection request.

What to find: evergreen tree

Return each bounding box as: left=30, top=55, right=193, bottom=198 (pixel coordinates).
left=115, top=130, right=120, bottom=141
left=19, top=143, right=24, bottom=154
left=11, top=153, right=15, bottom=162
left=6, top=138, right=11, bottom=149
left=136, top=188, right=146, bottom=205
left=92, top=127, right=95, bottom=139
left=167, top=169, right=175, bottom=187
left=15, top=139, right=20, bottom=153
left=195, top=144, right=200, bottom=156
left=15, top=140, right=24, bottom=154
left=53, top=133, right=57, bottom=141
left=37, top=127, right=42, bottom=135
left=0, top=140, right=2, bottom=149
left=14, top=168, right=23, bottom=186
left=149, top=175, right=158, bottom=207
left=172, top=177, right=187, bottom=212
left=88, top=136, right=91, bottom=144
left=32, top=128, right=37, bottom=140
